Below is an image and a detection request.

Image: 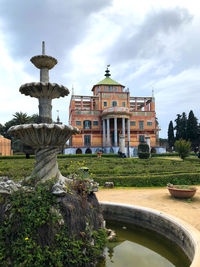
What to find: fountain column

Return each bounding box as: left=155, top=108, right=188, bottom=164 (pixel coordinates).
left=34, top=41, right=53, bottom=123
left=40, top=41, right=49, bottom=82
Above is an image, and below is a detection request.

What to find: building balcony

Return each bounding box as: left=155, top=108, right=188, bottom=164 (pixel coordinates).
left=102, top=107, right=131, bottom=118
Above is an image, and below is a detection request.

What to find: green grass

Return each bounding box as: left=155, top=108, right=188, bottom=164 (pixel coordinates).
left=0, top=156, right=200, bottom=187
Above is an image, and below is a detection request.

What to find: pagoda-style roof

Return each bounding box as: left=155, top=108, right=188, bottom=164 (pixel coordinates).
left=96, top=76, right=124, bottom=86
left=92, top=66, right=125, bottom=91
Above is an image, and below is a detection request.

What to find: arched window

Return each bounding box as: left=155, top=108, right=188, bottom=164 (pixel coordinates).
left=112, top=101, right=117, bottom=107
left=85, top=148, right=92, bottom=154
left=83, top=120, right=91, bottom=129
left=76, top=148, right=82, bottom=154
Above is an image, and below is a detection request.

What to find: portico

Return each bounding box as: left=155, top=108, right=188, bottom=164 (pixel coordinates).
left=102, top=107, right=131, bottom=148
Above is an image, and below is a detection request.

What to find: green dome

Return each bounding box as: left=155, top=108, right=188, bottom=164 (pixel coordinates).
left=93, top=66, right=125, bottom=89
left=96, top=77, right=123, bottom=86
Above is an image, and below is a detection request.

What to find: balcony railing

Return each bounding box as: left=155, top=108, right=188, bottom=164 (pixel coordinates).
left=102, top=107, right=130, bottom=114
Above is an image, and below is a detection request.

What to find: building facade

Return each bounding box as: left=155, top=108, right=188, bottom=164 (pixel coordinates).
left=65, top=67, right=162, bottom=156
left=0, top=135, right=12, bottom=156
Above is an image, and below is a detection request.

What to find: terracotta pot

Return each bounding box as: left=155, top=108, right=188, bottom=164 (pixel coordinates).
left=167, top=185, right=197, bottom=199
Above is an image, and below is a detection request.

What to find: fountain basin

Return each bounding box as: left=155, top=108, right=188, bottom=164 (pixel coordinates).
left=30, top=55, right=57, bottom=69
left=8, top=123, right=80, bottom=148
left=100, top=202, right=200, bottom=267
left=20, top=82, right=69, bottom=98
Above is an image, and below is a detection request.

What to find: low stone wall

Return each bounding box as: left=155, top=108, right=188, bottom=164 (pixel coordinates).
left=64, top=146, right=165, bottom=156
left=100, top=202, right=200, bottom=267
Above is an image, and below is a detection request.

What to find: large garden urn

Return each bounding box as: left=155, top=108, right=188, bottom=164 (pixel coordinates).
left=8, top=42, right=80, bottom=191
left=167, top=184, right=197, bottom=199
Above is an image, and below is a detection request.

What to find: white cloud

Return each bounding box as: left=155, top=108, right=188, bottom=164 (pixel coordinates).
left=0, top=0, right=200, bottom=140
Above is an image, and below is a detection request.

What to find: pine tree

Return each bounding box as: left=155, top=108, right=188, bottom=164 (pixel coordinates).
left=167, top=121, right=175, bottom=150
left=186, top=110, right=198, bottom=149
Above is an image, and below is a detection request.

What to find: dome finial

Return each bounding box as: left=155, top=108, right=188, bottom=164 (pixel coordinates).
left=105, top=64, right=111, bottom=77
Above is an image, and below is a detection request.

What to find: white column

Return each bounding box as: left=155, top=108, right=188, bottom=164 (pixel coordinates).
left=107, top=118, right=110, bottom=146
left=114, top=117, right=117, bottom=146
left=127, top=118, right=130, bottom=157
left=103, top=119, right=106, bottom=146
left=122, top=118, right=125, bottom=137
left=127, top=119, right=130, bottom=142
left=145, top=137, right=150, bottom=152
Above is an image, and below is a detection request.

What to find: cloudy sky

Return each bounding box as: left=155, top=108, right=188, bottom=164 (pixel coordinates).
left=0, top=0, right=200, bottom=138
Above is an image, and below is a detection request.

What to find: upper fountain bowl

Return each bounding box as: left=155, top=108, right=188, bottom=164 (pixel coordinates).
left=30, top=55, right=57, bottom=70
left=20, top=82, right=70, bottom=99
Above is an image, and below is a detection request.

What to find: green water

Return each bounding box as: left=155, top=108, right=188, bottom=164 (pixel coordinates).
left=98, top=221, right=191, bottom=267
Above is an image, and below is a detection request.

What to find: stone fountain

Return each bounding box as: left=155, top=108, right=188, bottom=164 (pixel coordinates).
left=0, top=43, right=104, bottom=266
left=8, top=42, right=80, bottom=193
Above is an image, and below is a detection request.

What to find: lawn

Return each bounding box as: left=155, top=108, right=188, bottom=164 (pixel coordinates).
left=0, top=156, right=200, bottom=187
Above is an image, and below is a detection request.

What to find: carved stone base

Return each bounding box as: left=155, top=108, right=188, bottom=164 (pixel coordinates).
left=32, top=147, right=60, bottom=182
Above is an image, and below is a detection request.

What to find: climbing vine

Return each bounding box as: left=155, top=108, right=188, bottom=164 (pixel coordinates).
left=0, top=179, right=106, bottom=266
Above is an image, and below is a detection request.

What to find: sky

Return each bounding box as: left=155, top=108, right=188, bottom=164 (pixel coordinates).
left=0, top=0, right=200, bottom=138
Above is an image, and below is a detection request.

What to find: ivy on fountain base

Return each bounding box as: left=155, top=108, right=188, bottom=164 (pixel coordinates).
left=0, top=179, right=106, bottom=266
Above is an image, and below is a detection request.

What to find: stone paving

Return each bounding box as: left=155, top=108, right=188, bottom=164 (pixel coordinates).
left=96, top=186, right=200, bottom=232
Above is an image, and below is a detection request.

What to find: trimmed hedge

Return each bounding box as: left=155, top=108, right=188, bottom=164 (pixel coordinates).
left=1, top=156, right=200, bottom=187
left=138, top=152, right=150, bottom=159
left=151, top=153, right=179, bottom=157
left=151, top=152, right=195, bottom=157
left=94, top=173, right=200, bottom=187
left=0, top=155, right=35, bottom=160
left=0, top=153, right=119, bottom=160
left=1, top=152, right=196, bottom=160
left=58, top=153, right=118, bottom=159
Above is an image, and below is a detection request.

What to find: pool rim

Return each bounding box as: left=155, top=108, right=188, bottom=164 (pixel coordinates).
left=100, top=202, right=200, bottom=267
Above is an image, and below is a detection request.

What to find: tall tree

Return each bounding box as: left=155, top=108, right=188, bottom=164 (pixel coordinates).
left=186, top=110, right=198, bottom=149
left=0, top=112, right=39, bottom=140
left=13, top=112, right=31, bottom=125
left=0, top=123, right=4, bottom=136
left=174, top=114, right=182, bottom=140
left=180, top=112, right=187, bottom=140
left=168, top=121, right=175, bottom=150
left=30, top=114, right=40, bottom=123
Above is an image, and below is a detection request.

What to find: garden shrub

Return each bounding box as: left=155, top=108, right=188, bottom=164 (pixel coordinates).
left=138, top=143, right=150, bottom=159
left=0, top=180, right=106, bottom=266
left=175, top=139, right=191, bottom=160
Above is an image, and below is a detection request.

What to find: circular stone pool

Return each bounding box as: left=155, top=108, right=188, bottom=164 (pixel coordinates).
left=98, top=220, right=190, bottom=267
left=100, top=202, right=200, bottom=267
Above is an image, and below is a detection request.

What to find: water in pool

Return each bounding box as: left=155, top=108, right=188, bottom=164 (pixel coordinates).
left=98, top=220, right=190, bottom=267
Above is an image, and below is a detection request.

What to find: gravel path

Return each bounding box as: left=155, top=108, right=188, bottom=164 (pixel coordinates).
left=96, top=186, right=200, bottom=231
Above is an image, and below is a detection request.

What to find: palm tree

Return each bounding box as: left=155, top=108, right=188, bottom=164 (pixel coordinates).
left=12, top=112, right=30, bottom=125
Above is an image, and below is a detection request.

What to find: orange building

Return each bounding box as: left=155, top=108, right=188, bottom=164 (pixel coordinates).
left=0, top=135, right=12, bottom=156
left=66, top=67, right=162, bottom=156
